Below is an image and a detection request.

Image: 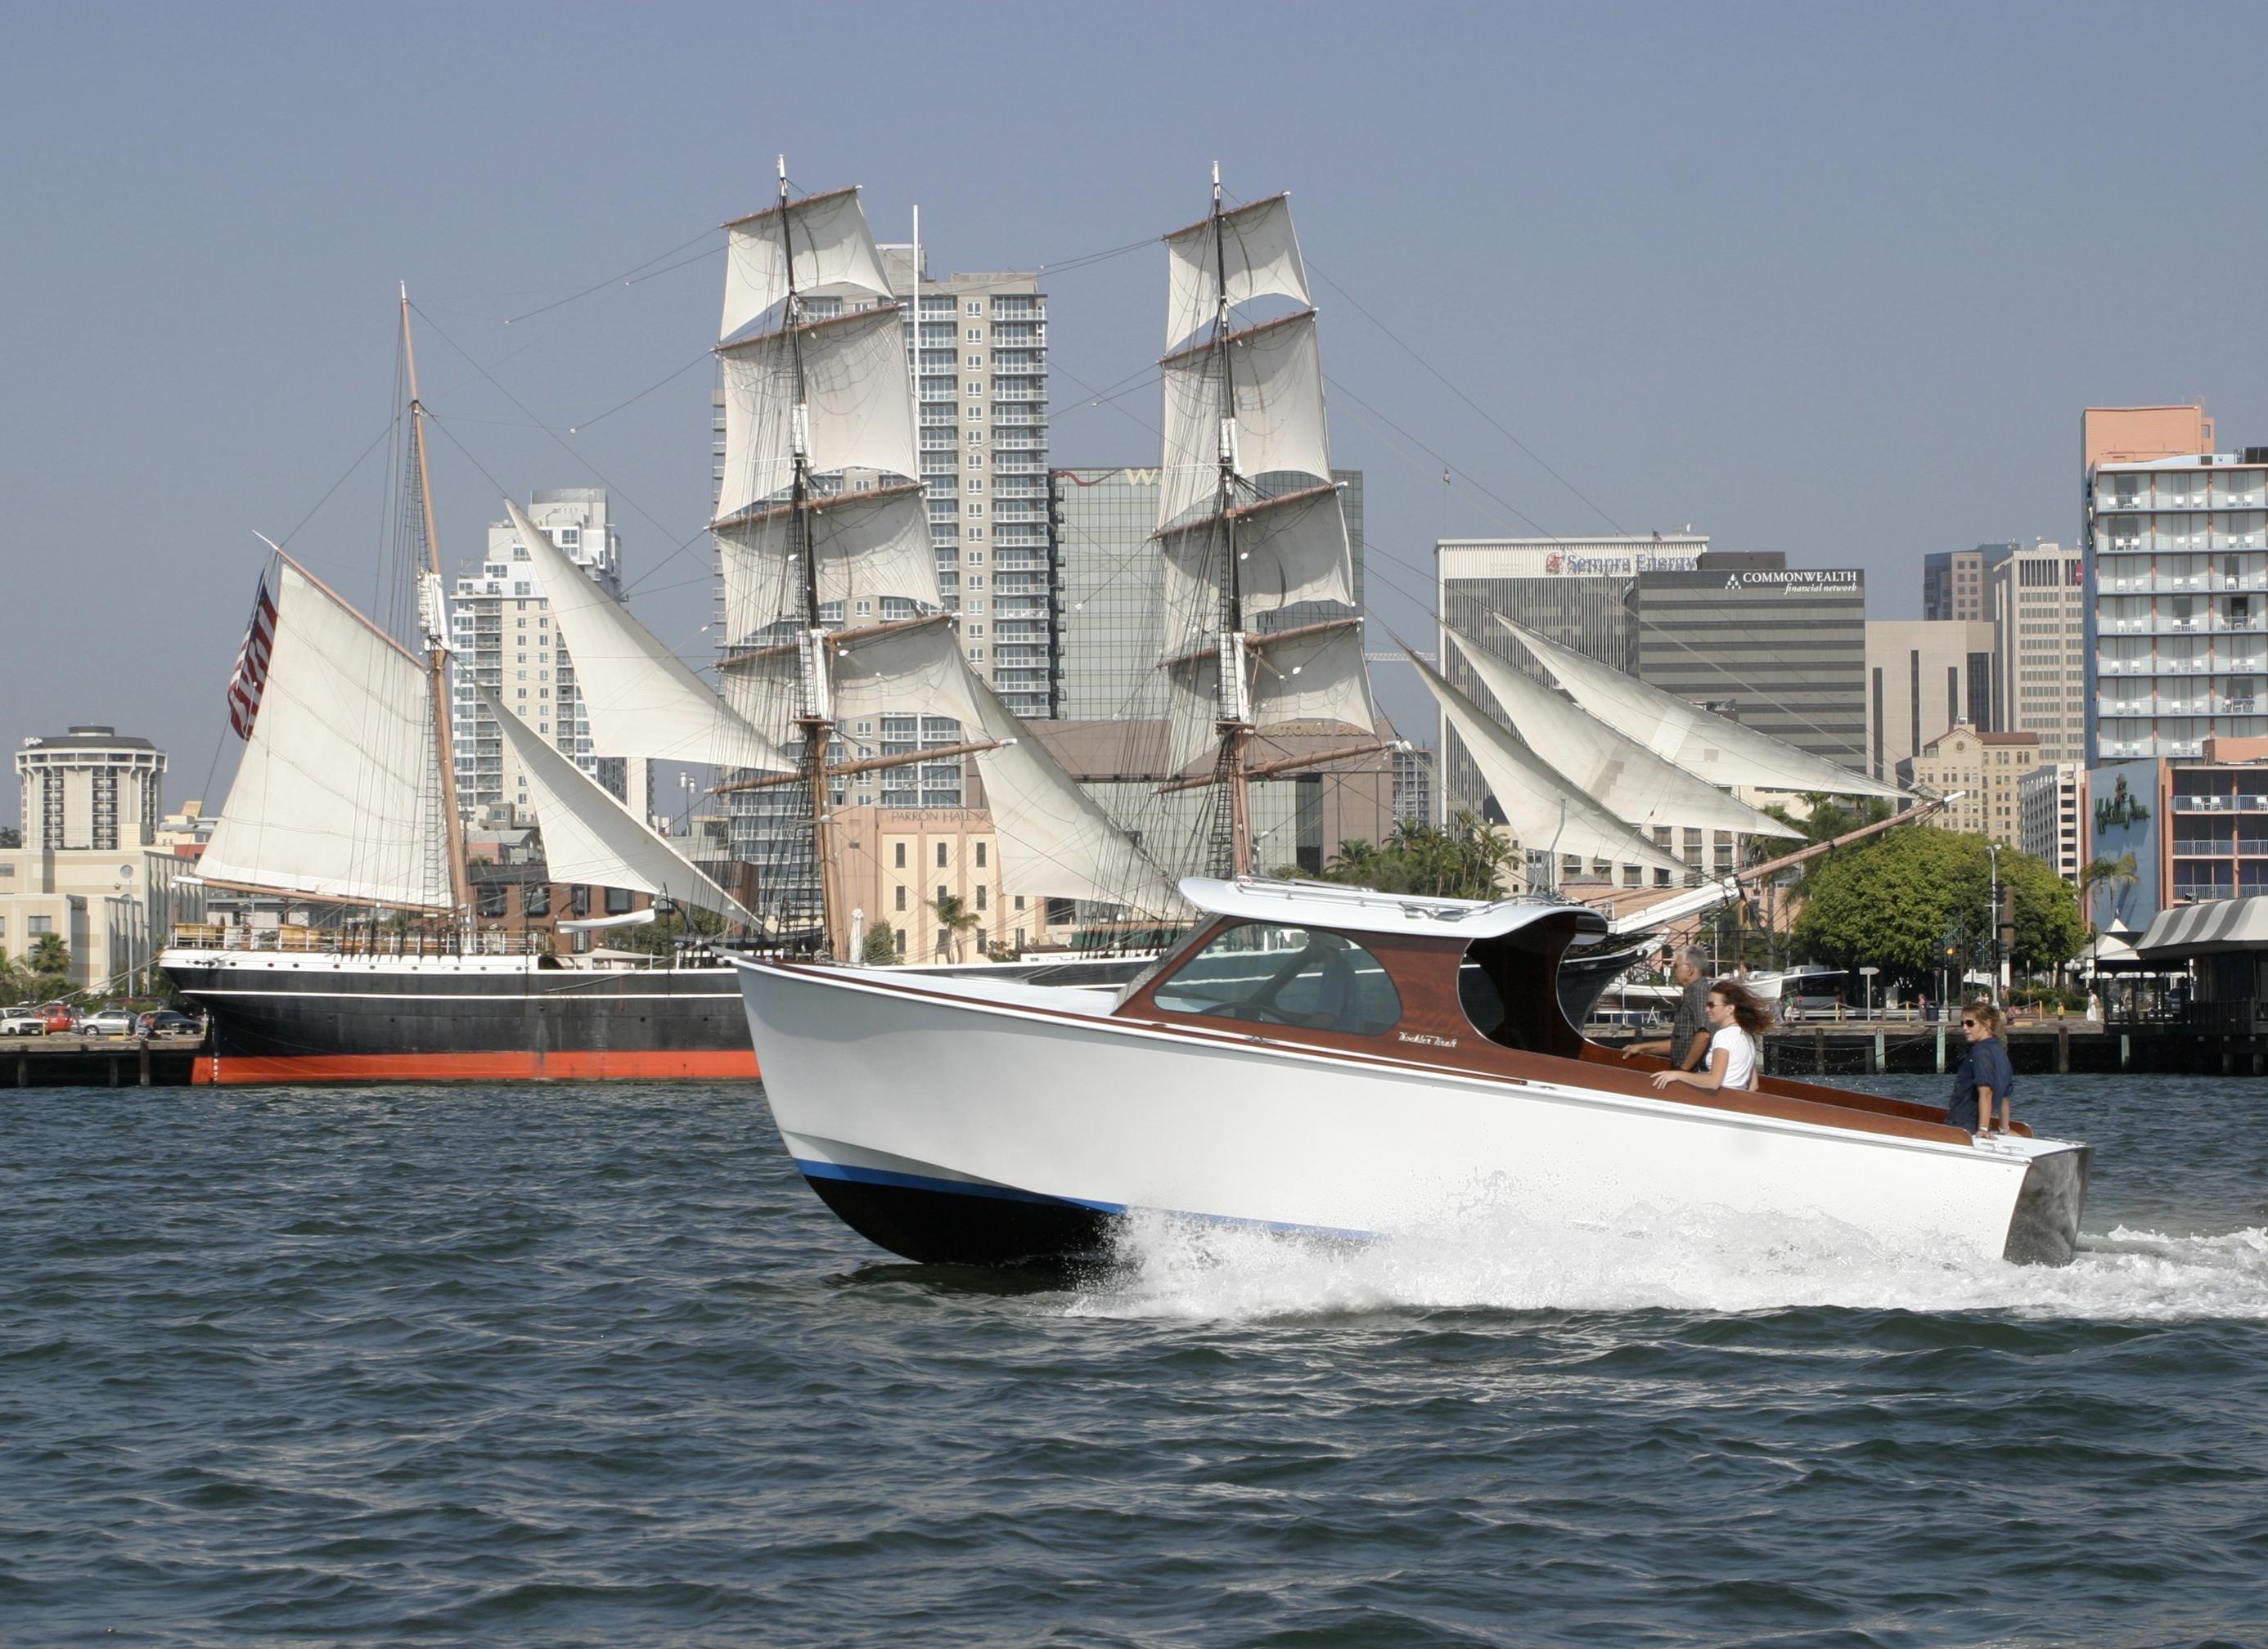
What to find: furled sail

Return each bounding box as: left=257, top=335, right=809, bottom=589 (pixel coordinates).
left=200, top=559, right=455, bottom=910
left=716, top=483, right=943, bottom=638
left=1157, top=483, right=1352, bottom=627
left=1164, top=192, right=1309, bottom=348
left=720, top=185, right=895, bottom=342
left=1443, top=627, right=1799, bottom=842
left=715, top=308, right=920, bottom=522
left=1158, top=311, right=1332, bottom=531
left=1495, top=618, right=1906, bottom=801
left=1405, top=642, right=1690, bottom=880
left=478, top=685, right=756, bottom=927
left=502, top=500, right=791, bottom=774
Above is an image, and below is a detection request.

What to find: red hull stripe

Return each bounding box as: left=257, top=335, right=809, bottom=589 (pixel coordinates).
left=191, top=1049, right=760, bottom=1085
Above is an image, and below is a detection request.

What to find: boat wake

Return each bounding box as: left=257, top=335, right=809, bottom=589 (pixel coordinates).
left=1060, top=1205, right=2268, bottom=1324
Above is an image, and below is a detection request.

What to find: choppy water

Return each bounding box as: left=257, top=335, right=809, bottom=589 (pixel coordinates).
left=3, top=1076, right=2266, bottom=1648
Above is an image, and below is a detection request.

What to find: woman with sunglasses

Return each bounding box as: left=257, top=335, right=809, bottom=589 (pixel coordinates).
left=1951, top=999, right=2014, bottom=1137
left=1649, top=978, right=1771, bottom=1094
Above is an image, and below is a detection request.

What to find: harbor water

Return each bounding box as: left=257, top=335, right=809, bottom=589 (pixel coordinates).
left=4, top=1076, right=2266, bottom=1647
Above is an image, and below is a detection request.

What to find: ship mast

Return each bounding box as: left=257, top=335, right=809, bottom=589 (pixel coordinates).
left=1207, top=164, right=1256, bottom=878
left=400, top=285, right=472, bottom=919
left=772, top=157, right=848, bottom=959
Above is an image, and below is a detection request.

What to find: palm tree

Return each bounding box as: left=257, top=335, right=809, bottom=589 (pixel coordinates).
left=2078, top=852, right=2140, bottom=980
left=931, top=892, right=984, bottom=963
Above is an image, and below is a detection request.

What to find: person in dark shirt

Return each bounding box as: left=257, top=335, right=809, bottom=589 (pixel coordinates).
left=1624, top=947, right=1713, bottom=1072
left=1950, top=999, right=2014, bottom=1136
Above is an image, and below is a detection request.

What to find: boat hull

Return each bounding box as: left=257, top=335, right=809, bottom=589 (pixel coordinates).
left=163, top=950, right=758, bottom=1085
left=736, top=959, right=2085, bottom=1267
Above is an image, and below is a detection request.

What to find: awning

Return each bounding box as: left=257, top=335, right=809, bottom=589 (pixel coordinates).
left=2135, top=895, right=2268, bottom=961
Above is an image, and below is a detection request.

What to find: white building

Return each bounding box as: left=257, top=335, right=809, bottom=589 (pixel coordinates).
left=2083, top=407, right=2267, bottom=762
left=448, top=489, right=650, bottom=821
left=2020, top=760, right=2085, bottom=883
left=1990, top=541, right=2087, bottom=766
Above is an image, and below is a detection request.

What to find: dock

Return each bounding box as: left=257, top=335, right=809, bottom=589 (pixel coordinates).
left=6, top=1034, right=205, bottom=1088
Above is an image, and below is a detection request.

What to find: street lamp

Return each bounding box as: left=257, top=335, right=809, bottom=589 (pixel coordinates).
left=1987, top=841, right=2002, bottom=1004
left=1859, top=964, right=1880, bottom=1021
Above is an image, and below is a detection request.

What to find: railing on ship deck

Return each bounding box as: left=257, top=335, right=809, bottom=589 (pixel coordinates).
left=170, top=924, right=553, bottom=958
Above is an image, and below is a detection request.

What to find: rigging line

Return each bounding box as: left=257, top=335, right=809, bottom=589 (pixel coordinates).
left=566, top=347, right=715, bottom=434
left=1306, top=259, right=1628, bottom=537
left=1035, top=235, right=1156, bottom=276
left=1324, top=373, right=1559, bottom=541
left=408, top=301, right=698, bottom=568
left=275, top=416, right=398, bottom=550
left=503, top=226, right=725, bottom=326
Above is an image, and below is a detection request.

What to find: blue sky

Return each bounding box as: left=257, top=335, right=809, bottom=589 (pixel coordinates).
left=5, top=2, right=2266, bottom=824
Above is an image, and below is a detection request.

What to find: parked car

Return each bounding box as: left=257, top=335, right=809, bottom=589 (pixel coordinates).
left=0, top=1009, right=46, bottom=1037
left=38, top=1005, right=77, bottom=1033
left=137, top=1010, right=201, bottom=1038
left=83, top=1009, right=140, bottom=1037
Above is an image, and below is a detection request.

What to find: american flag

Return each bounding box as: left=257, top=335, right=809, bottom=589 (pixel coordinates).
left=226, top=574, right=278, bottom=739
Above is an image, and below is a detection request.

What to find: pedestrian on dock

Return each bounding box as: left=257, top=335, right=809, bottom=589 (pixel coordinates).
left=1650, top=979, right=1771, bottom=1094
left=1623, top=946, right=1712, bottom=1071
left=1951, top=1000, right=2014, bottom=1138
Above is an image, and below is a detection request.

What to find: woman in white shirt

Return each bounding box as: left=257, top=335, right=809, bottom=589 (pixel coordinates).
left=1649, top=979, right=1771, bottom=1094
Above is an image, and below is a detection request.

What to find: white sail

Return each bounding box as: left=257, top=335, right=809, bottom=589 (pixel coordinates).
left=1164, top=193, right=1309, bottom=348
left=715, top=308, right=920, bottom=522
left=502, top=500, right=791, bottom=774
left=1407, top=645, right=1690, bottom=880
left=1496, top=617, right=1906, bottom=801
left=720, top=186, right=895, bottom=342
left=1158, top=311, right=1332, bottom=530
left=1157, top=483, right=1352, bottom=627
left=200, top=559, right=455, bottom=911
left=717, top=483, right=943, bottom=638
left=479, top=685, right=756, bottom=927
left=965, top=674, right=1186, bottom=918
left=1444, top=628, right=1800, bottom=842
left=1250, top=622, right=1375, bottom=736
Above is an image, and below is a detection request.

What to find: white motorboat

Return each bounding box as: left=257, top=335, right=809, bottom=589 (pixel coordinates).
left=736, top=876, right=2090, bottom=1269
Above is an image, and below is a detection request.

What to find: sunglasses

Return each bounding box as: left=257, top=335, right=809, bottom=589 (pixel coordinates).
left=1961, top=1018, right=1978, bottom=1027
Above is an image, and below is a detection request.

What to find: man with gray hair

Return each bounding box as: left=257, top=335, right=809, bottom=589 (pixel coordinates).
left=1623, top=946, right=1713, bottom=1072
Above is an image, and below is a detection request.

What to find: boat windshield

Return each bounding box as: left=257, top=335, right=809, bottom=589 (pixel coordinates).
left=1150, top=922, right=1402, bottom=1036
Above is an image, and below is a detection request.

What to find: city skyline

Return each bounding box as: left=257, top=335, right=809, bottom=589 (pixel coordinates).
left=6, top=4, right=2267, bottom=827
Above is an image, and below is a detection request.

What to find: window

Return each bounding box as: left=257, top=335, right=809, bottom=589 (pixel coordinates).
left=937, top=842, right=949, bottom=868
left=975, top=885, right=988, bottom=910
left=966, top=327, right=983, bottom=341
left=895, top=885, right=907, bottom=912
left=966, top=354, right=983, bottom=368
left=966, top=301, right=982, bottom=316
left=605, top=887, right=634, bottom=915
left=28, top=915, right=53, bottom=936
left=1152, top=923, right=1401, bottom=1036
left=523, top=883, right=550, bottom=918
left=895, top=928, right=907, bottom=955
left=570, top=886, right=590, bottom=918
left=893, top=842, right=907, bottom=869
left=975, top=842, right=987, bottom=868
left=479, top=883, right=509, bottom=919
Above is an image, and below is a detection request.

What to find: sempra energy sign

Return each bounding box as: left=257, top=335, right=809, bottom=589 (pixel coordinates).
left=1541, top=550, right=1700, bottom=576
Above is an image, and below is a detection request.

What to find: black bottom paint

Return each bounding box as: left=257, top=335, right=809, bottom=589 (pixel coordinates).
left=804, top=1175, right=1111, bottom=1267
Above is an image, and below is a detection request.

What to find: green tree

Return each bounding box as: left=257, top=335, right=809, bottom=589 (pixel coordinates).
left=25, top=932, right=72, bottom=998
left=613, top=904, right=727, bottom=958
left=1313, top=811, right=1515, bottom=901
left=931, top=892, right=983, bottom=962
left=1793, top=829, right=2082, bottom=986
left=862, top=923, right=900, bottom=965
left=1757, top=793, right=1896, bottom=891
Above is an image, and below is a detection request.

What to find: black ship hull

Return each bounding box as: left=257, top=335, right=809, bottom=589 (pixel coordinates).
left=162, top=954, right=757, bottom=1085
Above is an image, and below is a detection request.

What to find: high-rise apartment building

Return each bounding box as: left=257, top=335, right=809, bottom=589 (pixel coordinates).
left=2083, top=404, right=2267, bottom=762
left=448, top=490, right=648, bottom=820
left=2020, top=762, right=2085, bottom=884
left=880, top=247, right=1054, bottom=721
left=1991, top=541, right=2087, bottom=766
left=1633, top=559, right=1870, bottom=776
left=1923, top=543, right=2016, bottom=622
left=16, top=725, right=164, bottom=851
left=1863, top=620, right=1997, bottom=783
left=1434, top=536, right=1706, bottom=820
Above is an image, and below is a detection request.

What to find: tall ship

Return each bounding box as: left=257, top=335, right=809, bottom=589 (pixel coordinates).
left=730, top=175, right=2090, bottom=1268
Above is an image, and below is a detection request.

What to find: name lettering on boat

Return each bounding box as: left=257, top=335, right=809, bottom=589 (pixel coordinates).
left=1397, top=1031, right=1459, bottom=1049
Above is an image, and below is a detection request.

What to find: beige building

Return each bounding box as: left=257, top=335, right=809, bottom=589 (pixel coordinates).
left=1905, top=724, right=2041, bottom=847
left=1991, top=541, right=2088, bottom=766
left=1864, top=620, right=1996, bottom=784
left=2020, top=761, right=2085, bottom=883
left=832, top=807, right=1079, bottom=961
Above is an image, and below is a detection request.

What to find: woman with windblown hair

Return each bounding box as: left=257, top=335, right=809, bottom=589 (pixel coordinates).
left=1649, top=978, right=1772, bottom=1094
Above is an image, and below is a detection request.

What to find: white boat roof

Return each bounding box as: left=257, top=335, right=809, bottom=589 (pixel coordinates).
left=1181, top=877, right=1611, bottom=942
